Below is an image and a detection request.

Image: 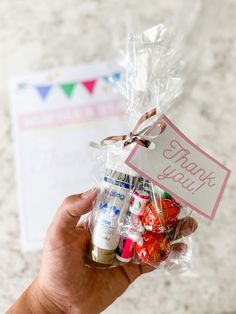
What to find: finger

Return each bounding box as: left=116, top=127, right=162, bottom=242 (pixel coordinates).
left=139, top=264, right=155, bottom=274
left=170, top=242, right=188, bottom=255
left=166, top=242, right=189, bottom=265
left=168, top=217, right=198, bottom=241
left=51, top=189, right=97, bottom=234
left=117, top=261, right=155, bottom=286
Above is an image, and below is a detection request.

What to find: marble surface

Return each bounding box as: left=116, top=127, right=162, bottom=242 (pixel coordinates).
left=0, top=0, right=236, bottom=313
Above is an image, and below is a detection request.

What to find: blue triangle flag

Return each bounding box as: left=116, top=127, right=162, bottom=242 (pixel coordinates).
left=36, top=85, right=52, bottom=100
left=112, top=72, right=121, bottom=81
left=102, top=76, right=110, bottom=83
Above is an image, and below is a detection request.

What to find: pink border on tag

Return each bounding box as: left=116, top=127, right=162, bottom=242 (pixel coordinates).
left=125, top=115, right=231, bottom=220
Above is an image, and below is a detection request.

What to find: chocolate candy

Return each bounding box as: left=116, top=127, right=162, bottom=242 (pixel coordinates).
left=141, top=198, right=180, bottom=233
left=135, top=232, right=171, bottom=266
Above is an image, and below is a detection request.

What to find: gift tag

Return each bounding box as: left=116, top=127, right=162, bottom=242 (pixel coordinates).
left=125, top=115, right=231, bottom=219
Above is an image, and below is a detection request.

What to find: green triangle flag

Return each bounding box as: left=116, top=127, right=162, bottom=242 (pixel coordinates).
left=60, top=82, right=77, bottom=98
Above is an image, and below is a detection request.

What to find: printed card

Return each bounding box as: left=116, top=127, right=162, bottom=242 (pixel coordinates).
left=10, top=61, right=127, bottom=251
left=126, top=115, right=231, bottom=219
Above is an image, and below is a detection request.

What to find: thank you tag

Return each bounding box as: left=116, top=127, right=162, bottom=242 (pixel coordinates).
left=125, top=115, right=231, bottom=219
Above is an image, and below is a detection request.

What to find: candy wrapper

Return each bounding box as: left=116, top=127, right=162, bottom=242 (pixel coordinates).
left=87, top=25, right=198, bottom=270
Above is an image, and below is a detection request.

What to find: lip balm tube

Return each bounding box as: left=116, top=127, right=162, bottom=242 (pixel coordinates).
left=116, top=189, right=150, bottom=263
left=90, top=150, right=137, bottom=265
left=116, top=237, right=134, bottom=262
left=129, top=190, right=150, bottom=215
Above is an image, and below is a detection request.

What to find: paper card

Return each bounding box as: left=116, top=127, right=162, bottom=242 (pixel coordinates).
left=10, top=61, right=127, bottom=251
left=125, top=115, right=231, bottom=219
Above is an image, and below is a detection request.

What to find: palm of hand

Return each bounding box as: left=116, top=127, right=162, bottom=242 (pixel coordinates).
left=40, top=223, right=149, bottom=314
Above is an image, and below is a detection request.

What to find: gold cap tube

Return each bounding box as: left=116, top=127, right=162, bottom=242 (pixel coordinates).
left=89, top=244, right=116, bottom=265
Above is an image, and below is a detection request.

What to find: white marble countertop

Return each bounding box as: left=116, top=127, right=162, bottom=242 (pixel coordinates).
left=0, top=0, right=236, bottom=313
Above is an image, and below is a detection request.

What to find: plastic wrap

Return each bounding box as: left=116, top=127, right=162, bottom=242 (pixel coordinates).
left=87, top=25, right=198, bottom=270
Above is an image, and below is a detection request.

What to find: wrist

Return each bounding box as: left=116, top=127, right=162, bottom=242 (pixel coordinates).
left=28, top=278, right=65, bottom=313
left=27, top=278, right=93, bottom=314
left=7, top=278, right=96, bottom=314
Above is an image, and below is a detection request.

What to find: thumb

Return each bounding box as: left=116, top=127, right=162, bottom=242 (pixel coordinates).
left=50, top=189, right=97, bottom=236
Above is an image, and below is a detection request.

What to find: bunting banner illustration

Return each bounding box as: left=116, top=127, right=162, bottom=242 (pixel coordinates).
left=36, top=85, right=53, bottom=100
left=112, top=72, right=121, bottom=81
left=102, top=76, right=110, bottom=84
left=102, top=72, right=121, bottom=84
left=17, top=71, right=121, bottom=101
left=81, top=79, right=97, bottom=94
left=59, top=82, right=77, bottom=98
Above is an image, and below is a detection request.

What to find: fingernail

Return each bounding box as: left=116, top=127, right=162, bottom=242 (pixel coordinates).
left=81, top=188, right=96, bottom=199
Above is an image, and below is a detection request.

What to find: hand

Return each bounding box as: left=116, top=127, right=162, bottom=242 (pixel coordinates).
left=35, top=189, right=153, bottom=314
left=7, top=189, right=197, bottom=314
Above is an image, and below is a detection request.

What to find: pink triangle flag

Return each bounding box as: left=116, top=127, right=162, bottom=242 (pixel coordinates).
left=81, top=79, right=97, bottom=94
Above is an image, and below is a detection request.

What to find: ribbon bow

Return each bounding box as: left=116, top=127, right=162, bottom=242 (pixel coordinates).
left=96, top=108, right=167, bottom=150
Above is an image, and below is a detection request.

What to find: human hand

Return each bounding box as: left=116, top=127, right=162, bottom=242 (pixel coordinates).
left=7, top=189, right=197, bottom=314
left=35, top=189, right=154, bottom=314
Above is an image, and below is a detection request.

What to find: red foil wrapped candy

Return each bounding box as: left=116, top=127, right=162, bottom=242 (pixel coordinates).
left=135, top=232, right=171, bottom=266
left=141, top=199, right=180, bottom=233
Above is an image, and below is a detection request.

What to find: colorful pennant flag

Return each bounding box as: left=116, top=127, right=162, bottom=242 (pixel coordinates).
left=81, top=79, right=97, bottom=94
left=102, top=76, right=110, bottom=83
left=112, top=72, right=121, bottom=81
left=60, top=82, right=76, bottom=98
left=36, top=85, right=52, bottom=100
